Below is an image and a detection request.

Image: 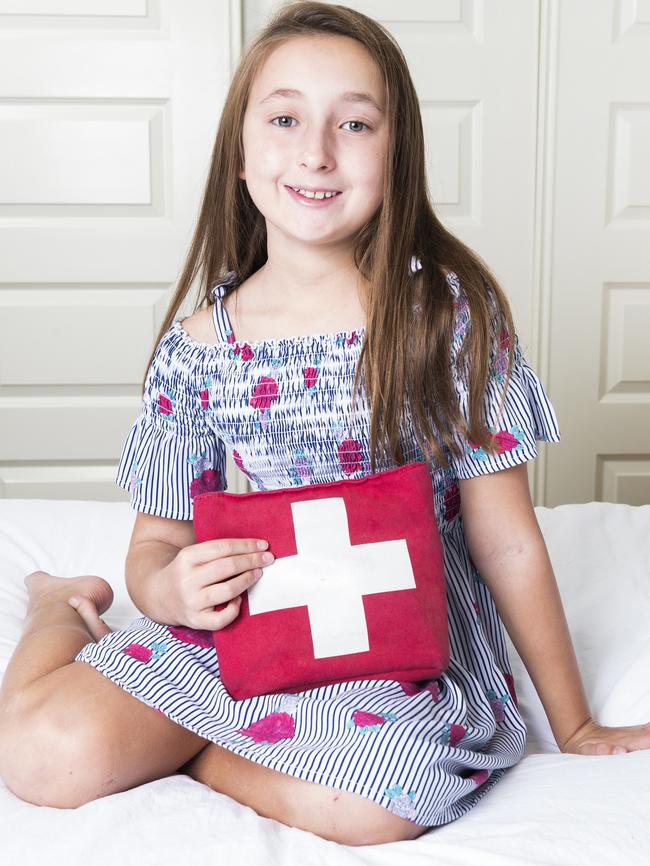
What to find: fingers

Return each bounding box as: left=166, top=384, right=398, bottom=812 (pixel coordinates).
left=184, top=537, right=269, bottom=567
left=192, top=596, right=243, bottom=632
left=194, top=548, right=274, bottom=589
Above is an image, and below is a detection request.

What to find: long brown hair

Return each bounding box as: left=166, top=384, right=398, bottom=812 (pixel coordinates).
left=145, top=0, right=515, bottom=472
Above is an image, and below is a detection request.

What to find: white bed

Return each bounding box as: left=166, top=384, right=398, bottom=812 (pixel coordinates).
left=0, top=498, right=648, bottom=866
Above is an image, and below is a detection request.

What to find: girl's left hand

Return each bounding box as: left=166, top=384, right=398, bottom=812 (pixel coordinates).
left=561, top=717, right=650, bottom=755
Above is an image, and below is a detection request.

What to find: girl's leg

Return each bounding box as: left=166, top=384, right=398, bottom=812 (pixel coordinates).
left=0, top=571, right=211, bottom=807
left=0, top=572, right=428, bottom=844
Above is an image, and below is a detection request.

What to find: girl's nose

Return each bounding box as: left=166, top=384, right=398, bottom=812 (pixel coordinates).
left=299, top=130, right=335, bottom=172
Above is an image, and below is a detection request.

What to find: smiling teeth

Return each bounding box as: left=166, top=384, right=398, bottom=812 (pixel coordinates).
left=291, top=187, right=339, bottom=199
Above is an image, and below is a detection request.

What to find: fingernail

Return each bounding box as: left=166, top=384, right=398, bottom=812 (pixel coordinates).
left=257, top=540, right=269, bottom=549
left=68, top=597, right=80, bottom=608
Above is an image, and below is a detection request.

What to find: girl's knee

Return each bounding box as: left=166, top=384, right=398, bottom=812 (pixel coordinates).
left=0, top=700, right=110, bottom=808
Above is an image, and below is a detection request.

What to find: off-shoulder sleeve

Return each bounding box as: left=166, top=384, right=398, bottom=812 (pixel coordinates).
left=445, top=273, right=561, bottom=479
left=115, top=323, right=228, bottom=520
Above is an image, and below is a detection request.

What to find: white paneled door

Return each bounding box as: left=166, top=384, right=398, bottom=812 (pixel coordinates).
left=544, top=0, right=650, bottom=505
left=0, top=0, right=244, bottom=499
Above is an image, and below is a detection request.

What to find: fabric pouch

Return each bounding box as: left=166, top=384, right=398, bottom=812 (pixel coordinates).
left=192, top=460, right=449, bottom=700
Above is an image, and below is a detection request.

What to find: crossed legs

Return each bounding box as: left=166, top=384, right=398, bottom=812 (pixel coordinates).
left=0, top=571, right=428, bottom=846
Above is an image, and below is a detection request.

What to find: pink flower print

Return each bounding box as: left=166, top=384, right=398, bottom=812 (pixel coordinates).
left=238, top=712, right=295, bottom=744
left=303, top=366, right=318, bottom=389
left=440, top=721, right=467, bottom=747
left=384, top=785, right=418, bottom=821
left=504, top=672, right=519, bottom=708
left=426, top=680, right=442, bottom=702
left=241, top=343, right=254, bottom=362
left=168, top=625, right=214, bottom=648
left=123, top=643, right=152, bottom=663
left=443, top=482, right=460, bottom=521
left=346, top=710, right=398, bottom=734
left=232, top=449, right=254, bottom=480
left=226, top=329, right=235, bottom=344
left=399, top=680, right=442, bottom=702
left=353, top=710, right=386, bottom=727
left=338, top=438, right=363, bottom=475
left=157, top=391, right=175, bottom=418
left=472, top=599, right=480, bottom=617
left=486, top=688, right=510, bottom=723
left=190, top=468, right=223, bottom=500
left=494, top=429, right=520, bottom=454
left=461, top=768, right=491, bottom=787
left=199, top=389, right=210, bottom=411
left=346, top=330, right=361, bottom=346
left=399, top=681, right=422, bottom=697
left=250, top=376, right=278, bottom=412
left=490, top=329, right=511, bottom=383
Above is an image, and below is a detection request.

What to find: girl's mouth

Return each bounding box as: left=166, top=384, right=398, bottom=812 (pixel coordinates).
left=285, top=185, right=343, bottom=207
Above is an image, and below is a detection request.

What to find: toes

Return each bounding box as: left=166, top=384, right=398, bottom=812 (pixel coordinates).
left=69, top=596, right=113, bottom=641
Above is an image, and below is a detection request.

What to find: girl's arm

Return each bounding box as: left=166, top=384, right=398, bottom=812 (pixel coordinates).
left=459, top=463, right=650, bottom=755
left=125, top=513, right=194, bottom=623
left=459, top=463, right=592, bottom=751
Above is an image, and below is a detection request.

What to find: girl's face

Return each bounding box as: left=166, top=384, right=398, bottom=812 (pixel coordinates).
left=240, top=34, right=388, bottom=251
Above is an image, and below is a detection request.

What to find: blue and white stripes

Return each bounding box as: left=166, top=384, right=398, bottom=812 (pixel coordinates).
left=77, top=269, right=561, bottom=827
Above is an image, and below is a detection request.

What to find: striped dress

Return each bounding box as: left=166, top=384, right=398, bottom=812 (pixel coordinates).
left=75, top=268, right=561, bottom=828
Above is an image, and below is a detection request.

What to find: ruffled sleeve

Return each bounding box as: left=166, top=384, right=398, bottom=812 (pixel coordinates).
left=445, top=273, right=561, bottom=479
left=115, top=323, right=228, bottom=520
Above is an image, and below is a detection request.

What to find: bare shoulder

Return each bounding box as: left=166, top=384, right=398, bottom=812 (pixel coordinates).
left=179, top=305, right=218, bottom=345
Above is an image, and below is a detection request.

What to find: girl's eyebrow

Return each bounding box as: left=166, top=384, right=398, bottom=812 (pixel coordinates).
left=259, top=87, right=384, bottom=113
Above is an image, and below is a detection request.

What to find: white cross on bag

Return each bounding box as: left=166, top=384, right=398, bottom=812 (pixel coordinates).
left=247, top=496, right=416, bottom=658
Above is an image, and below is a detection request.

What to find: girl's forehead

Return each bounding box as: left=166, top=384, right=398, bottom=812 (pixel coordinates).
left=250, top=35, right=384, bottom=103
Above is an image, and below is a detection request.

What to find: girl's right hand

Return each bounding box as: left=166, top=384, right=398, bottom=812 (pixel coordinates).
left=159, top=537, right=274, bottom=630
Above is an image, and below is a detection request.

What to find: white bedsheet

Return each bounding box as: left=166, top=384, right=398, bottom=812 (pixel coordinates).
left=0, top=498, right=648, bottom=866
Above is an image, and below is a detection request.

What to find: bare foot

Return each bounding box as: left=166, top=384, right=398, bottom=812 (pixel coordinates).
left=24, top=570, right=114, bottom=641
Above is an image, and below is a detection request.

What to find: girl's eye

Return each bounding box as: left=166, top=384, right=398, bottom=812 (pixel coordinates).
left=270, top=116, right=370, bottom=133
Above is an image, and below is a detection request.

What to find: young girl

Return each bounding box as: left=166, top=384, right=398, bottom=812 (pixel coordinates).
left=1, top=0, right=649, bottom=846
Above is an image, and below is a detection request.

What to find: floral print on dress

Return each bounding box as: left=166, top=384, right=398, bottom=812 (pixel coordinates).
left=156, top=389, right=176, bottom=421
left=238, top=711, right=295, bottom=744
left=199, top=377, right=213, bottom=413
left=233, top=449, right=266, bottom=491
left=123, top=643, right=152, bottom=663
left=400, top=680, right=442, bottom=702
left=486, top=687, right=511, bottom=723
left=433, top=471, right=460, bottom=523
left=168, top=625, right=214, bottom=649
left=490, top=329, right=511, bottom=384
left=228, top=341, right=255, bottom=363
left=346, top=710, right=398, bottom=734
left=384, top=785, right=418, bottom=821
left=335, top=330, right=363, bottom=349
left=460, top=768, right=491, bottom=787
left=303, top=364, right=319, bottom=391
left=251, top=376, right=278, bottom=433
left=288, top=447, right=314, bottom=486
left=440, top=721, right=467, bottom=747
left=466, top=425, right=524, bottom=462
left=503, top=672, right=519, bottom=708
left=128, top=459, right=143, bottom=497
left=338, top=437, right=364, bottom=475
left=188, top=452, right=223, bottom=499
